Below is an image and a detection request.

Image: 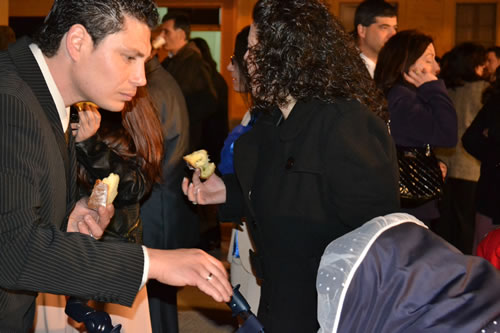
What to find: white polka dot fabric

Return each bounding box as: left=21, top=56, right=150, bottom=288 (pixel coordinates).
left=481, top=318, right=500, bottom=333
left=316, top=213, right=426, bottom=333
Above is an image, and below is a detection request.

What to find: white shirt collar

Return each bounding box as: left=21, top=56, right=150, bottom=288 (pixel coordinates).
left=29, top=43, right=70, bottom=132
left=360, top=53, right=376, bottom=79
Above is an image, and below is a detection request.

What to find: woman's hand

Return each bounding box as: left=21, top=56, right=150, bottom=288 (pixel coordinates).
left=438, top=161, right=447, bottom=181
left=72, top=103, right=101, bottom=142
left=182, top=169, right=227, bottom=205
left=404, top=65, right=438, bottom=88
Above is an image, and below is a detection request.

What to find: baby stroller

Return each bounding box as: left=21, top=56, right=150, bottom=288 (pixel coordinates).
left=65, top=284, right=264, bottom=333
left=317, top=213, right=500, bottom=333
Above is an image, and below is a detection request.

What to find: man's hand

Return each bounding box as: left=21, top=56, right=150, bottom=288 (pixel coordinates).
left=147, top=248, right=233, bottom=303
left=67, top=197, right=114, bottom=239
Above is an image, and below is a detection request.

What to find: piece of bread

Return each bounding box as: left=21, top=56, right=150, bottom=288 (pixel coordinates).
left=183, top=149, right=216, bottom=179
left=88, top=173, right=120, bottom=210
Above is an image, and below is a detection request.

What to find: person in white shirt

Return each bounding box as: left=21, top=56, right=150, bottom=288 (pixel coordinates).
left=353, top=0, right=398, bottom=78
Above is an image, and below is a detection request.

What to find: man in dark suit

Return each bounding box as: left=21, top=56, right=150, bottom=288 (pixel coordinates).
left=0, top=0, right=231, bottom=331
left=158, top=12, right=218, bottom=153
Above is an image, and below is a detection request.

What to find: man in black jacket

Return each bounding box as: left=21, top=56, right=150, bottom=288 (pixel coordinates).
left=158, top=12, right=218, bottom=153
left=158, top=13, right=222, bottom=255
left=0, top=0, right=231, bottom=331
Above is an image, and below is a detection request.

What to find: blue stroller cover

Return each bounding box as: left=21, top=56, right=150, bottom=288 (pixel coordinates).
left=317, top=213, right=500, bottom=333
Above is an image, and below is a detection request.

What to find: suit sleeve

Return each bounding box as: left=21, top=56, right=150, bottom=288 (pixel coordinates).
left=0, top=95, right=144, bottom=306
left=325, top=102, right=400, bottom=229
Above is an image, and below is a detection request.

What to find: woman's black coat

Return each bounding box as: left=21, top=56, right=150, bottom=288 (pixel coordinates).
left=220, top=98, right=400, bottom=332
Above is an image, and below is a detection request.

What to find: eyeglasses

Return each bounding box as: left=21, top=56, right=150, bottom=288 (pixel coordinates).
left=230, top=55, right=235, bottom=65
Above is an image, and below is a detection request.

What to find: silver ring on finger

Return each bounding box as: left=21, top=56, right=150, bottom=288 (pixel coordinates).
left=206, top=272, right=213, bottom=281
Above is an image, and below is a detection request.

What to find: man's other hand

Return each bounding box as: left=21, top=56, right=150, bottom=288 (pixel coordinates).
left=147, top=248, right=233, bottom=303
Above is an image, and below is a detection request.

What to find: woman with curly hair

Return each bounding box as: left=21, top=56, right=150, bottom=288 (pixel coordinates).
left=183, top=0, right=399, bottom=331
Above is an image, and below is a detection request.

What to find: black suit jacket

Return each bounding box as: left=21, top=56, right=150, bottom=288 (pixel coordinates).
left=0, top=38, right=144, bottom=331
left=161, top=42, right=217, bottom=152
left=141, top=56, right=199, bottom=250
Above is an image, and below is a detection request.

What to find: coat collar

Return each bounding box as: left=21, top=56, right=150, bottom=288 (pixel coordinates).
left=277, top=99, right=319, bottom=141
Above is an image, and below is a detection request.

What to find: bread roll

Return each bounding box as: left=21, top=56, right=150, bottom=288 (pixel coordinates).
left=88, top=173, right=120, bottom=210
left=183, top=149, right=216, bottom=179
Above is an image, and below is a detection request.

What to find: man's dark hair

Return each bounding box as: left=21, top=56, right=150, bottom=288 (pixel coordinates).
left=487, top=46, right=500, bottom=59
left=374, top=30, right=433, bottom=94
left=33, top=0, right=158, bottom=57
left=353, top=0, right=397, bottom=39
left=161, top=12, right=191, bottom=40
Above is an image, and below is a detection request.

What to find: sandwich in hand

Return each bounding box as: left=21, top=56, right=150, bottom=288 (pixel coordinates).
left=87, top=173, right=120, bottom=210
left=183, top=149, right=216, bottom=179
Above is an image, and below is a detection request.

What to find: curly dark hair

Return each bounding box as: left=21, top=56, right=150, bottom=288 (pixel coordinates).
left=374, top=30, right=433, bottom=94
left=249, top=0, right=388, bottom=121
left=33, top=0, right=158, bottom=57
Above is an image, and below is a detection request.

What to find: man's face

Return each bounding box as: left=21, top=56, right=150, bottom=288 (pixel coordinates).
left=74, top=15, right=151, bottom=111
left=160, top=19, right=185, bottom=54
left=486, top=51, right=499, bottom=78
left=358, top=16, right=398, bottom=58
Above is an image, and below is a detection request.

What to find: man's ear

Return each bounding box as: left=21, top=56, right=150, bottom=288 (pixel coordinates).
left=65, top=24, right=89, bottom=61
left=357, top=24, right=366, bottom=39
left=177, top=28, right=187, bottom=42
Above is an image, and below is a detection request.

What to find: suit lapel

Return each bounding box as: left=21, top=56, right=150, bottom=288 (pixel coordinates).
left=8, top=37, right=75, bottom=226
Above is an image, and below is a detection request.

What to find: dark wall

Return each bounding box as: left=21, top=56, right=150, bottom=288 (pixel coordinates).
left=9, top=17, right=45, bottom=39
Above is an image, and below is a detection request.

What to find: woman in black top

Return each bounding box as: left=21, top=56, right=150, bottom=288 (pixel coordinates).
left=183, top=0, right=400, bottom=331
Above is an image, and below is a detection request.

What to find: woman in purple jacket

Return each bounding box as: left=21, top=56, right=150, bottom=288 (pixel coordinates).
left=374, top=30, right=458, bottom=224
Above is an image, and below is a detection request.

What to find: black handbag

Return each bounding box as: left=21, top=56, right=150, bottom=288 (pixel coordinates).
left=397, top=144, right=444, bottom=208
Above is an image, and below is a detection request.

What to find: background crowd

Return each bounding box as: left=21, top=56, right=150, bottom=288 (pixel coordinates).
left=1, top=0, right=500, bottom=332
